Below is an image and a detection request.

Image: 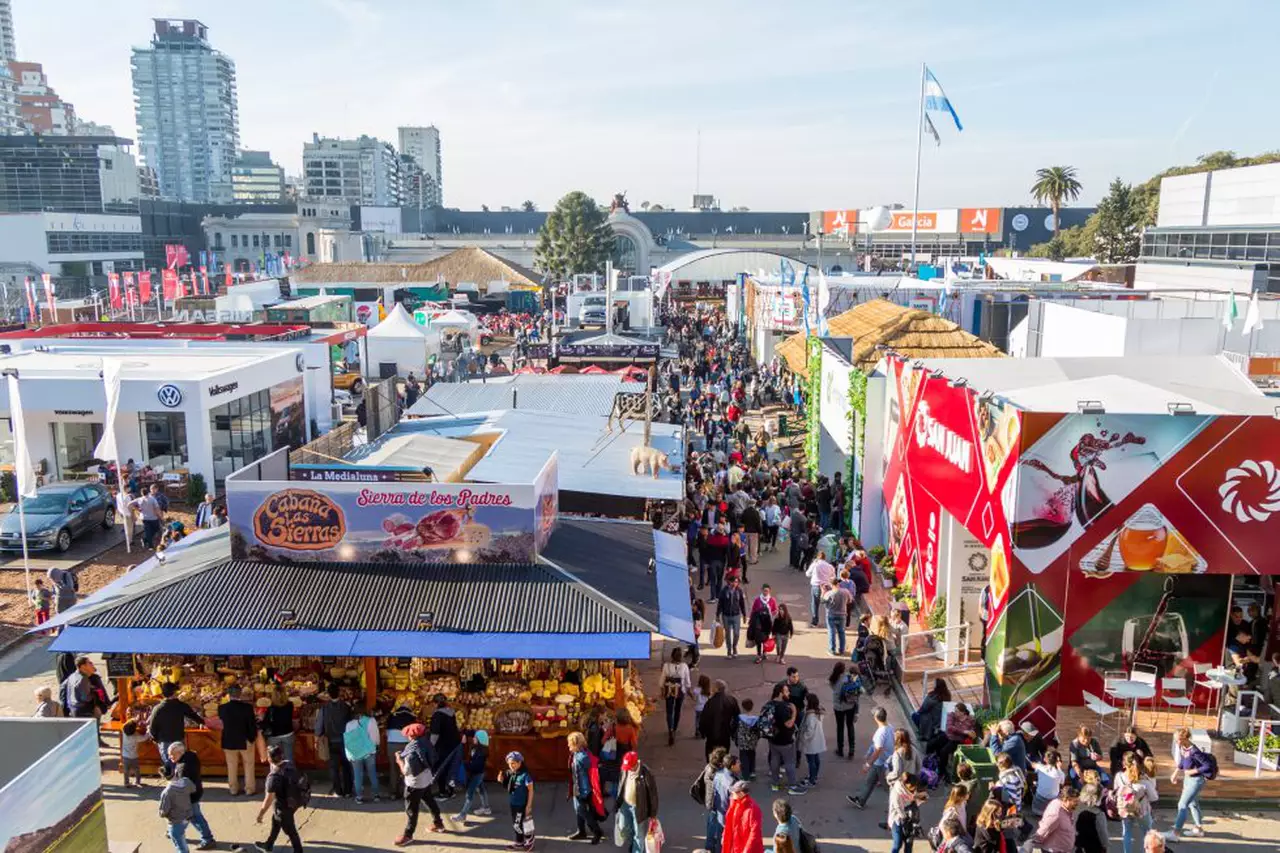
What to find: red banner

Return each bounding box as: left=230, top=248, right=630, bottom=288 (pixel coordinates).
left=161, top=269, right=179, bottom=302
left=107, top=273, right=122, bottom=310
left=139, top=271, right=152, bottom=303
left=23, top=276, right=35, bottom=320
left=165, top=244, right=190, bottom=270
left=131, top=271, right=148, bottom=303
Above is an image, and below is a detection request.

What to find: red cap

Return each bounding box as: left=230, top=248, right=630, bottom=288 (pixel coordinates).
left=621, top=751, right=639, bottom=772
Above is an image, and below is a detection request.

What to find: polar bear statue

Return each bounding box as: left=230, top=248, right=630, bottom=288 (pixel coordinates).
left=630, top=445, right=672, bottom=478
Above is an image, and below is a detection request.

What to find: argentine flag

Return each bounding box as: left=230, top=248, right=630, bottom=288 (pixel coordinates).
left=924, top=66, right=963, bottom=132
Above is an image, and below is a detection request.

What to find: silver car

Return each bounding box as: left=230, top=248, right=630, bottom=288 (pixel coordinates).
left=0, top=482, right=115, bottom=552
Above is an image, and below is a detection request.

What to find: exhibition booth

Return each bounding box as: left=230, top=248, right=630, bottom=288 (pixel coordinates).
left=365, top=304, right=438, bottom=378
left=867, top=352, right=1280, bottom=740
left=42, top=447, right=693, bottom=781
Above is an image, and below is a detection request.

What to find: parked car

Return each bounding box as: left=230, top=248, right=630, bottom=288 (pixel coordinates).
left=0, top=482, right=115, bottom=553
left=579, top=295, right=607, bottom=326
left=332, top=364, right=365, bottom=395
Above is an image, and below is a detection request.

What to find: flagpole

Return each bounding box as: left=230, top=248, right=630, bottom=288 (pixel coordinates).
left=909, top=61, right=926, bottom=271
left=17, top=488, right=30, bottom=598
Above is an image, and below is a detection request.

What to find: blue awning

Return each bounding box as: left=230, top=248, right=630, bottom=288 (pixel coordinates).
left=51, top=626, right=652, bottom=660
left=653, top=529, right=695, bottom=644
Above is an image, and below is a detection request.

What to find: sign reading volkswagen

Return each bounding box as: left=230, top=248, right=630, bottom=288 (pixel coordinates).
left=156, top=384, right=183, bottom=408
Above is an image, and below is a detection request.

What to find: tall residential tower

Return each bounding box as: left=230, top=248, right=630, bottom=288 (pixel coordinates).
left=131, top=19, right=239, bottom=202
left=397, top=126, right=442, bottom=206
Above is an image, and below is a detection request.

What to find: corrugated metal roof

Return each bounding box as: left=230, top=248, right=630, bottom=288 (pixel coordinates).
left=540, top=519, right=664, bottom=631
left=408, top=375, right=630, bottom=418
left=362, top=409, right=684, bottom=500
left=75, top=559, right=649, bottom=635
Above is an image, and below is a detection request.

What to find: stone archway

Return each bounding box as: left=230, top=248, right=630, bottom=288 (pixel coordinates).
left=606, top=211, right=655, bottom=276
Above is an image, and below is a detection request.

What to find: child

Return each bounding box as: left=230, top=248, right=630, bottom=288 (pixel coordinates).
left=798, top=693, right=827, bottom=787
left=453, top=730, right=492, bottom=826
left=30, top=578, right=51, bottom=629
left=734, top=699, right=761, bottom=781
left=692, top=674, right=711, bottom=738
left=500, top=751, right=535, bottom=850
left=1031, top=749, right=1066, bottom=816
left=120, top=719, right=148, bottom=787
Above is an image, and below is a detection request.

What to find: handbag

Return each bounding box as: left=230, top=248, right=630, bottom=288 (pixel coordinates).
left=645, top=818, right=665, bottom=853
left=712, top=623, right=726, bottom=649
left=315, top=736, right=330, bottom=762
left=514, top=816, right=535, bottom=836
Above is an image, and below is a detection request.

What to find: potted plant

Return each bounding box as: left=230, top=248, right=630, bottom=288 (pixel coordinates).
left=927, top=595, right=949, bottom=659
left=879, top=555, right=897, bottom=588
left=1231, top=731, right=1280, bottom=770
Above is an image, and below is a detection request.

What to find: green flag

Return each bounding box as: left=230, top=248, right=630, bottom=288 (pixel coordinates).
left=1223, top=292, right=1238, bottom=330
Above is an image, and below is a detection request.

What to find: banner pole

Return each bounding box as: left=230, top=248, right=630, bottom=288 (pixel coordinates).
left=909, top=62, right=926, bottom=270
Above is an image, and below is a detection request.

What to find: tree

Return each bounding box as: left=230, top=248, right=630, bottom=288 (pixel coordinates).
left=1093, top=178, right=1142, bottom=264
left=520, top=200, right=536, bottom=212
left=534, top=191, right=615, bottom=279
left=648, top=203, right=666, bottom=212
left=481, top=204, right=490, bottom=212
left=1030, top=166, right=1083, bottom=235
left=640, top=201, right=650, bottom=211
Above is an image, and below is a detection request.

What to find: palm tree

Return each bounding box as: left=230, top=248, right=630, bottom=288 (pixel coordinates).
left=1030, top=166, right=1083, bottom=235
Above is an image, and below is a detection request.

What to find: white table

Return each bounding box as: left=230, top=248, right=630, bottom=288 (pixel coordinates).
left=1110, top=679, right=1157, bottom=724
left=1205, top=668, right=1247, bottom=730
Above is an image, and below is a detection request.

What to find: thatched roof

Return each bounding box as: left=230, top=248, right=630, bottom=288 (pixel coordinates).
left=777, top=298, right=1004, bottom=378
left=292, top=247, right=540, bottom=287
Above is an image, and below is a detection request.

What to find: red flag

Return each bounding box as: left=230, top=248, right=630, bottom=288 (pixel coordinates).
left=164, top=243, right=190, bottom=270
left=23, top=276, right=35, bottom=321
left=108, top=273, right=122, bottom=310
left=225, top=269, right=233, bottom=290
left=162, top=269, right=179, bottom=301
left=41, top=273, right=55, bottom=323
left=135, top=271, right=151, bottom=303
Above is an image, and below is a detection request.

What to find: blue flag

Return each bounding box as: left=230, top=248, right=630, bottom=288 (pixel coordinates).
left=780, top=258, right=796, bottom=288
left=801, top=267, right=811, bottom=335
left=924, top=66, right=963, bottom=132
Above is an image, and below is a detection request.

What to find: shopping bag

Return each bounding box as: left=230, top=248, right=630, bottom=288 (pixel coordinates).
left=514, top=816, right=536, bottom=836
left=763, top=637, right=776, bottom=654
left=615, top=815, right=627, bottom=848
left=712, top=622, right=725, bottom=649
left=645, top=818, right=665, bottom=853
left=314, top=736, right=330, bottom=762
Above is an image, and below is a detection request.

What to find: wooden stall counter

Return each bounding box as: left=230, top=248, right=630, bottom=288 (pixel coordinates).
left=485, top=733, right=570, bottom=782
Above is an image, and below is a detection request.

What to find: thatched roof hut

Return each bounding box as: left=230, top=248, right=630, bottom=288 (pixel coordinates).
left=293, top=246, right=540, bottom=288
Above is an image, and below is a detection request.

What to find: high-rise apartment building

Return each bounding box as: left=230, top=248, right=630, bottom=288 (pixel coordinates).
left=0, top=134, right=140, bottom=213
left=397, top=126, right=441, bottom=206
left=0, top=0, right=15, bottom=63
left=131, top=19, right=239, bottom=203
left=9, top=61, right=75, bottom=134
left=231, top=150, right=285, bottom=203
left=302, top=134, right=401, bottom=206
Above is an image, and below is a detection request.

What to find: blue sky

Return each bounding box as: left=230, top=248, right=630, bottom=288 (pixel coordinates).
left=14, top=0, right=1278, bottom=211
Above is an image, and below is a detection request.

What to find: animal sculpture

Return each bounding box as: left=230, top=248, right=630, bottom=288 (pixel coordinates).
left=630, top=445, right=672, bottom=478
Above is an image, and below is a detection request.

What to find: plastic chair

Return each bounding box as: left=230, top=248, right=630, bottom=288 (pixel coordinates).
left=1103, top=670, right=1127, bottom=701
left=1082, top=690, right=1122, bottom=734
left=1159, top=677, right=1194, bottom=726
left=1130, top=663, right=1158, bottom=687
left=1192, top=662, right=1224, bottom=717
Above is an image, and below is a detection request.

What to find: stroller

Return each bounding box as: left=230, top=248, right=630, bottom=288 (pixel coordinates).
left=856, top=635, right=894, bottom=696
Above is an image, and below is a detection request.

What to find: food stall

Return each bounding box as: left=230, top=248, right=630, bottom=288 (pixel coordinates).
left=44, top=448, right=691, bottom=781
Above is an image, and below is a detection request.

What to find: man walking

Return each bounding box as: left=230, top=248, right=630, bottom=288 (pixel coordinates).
left=763, top=684, right=806, bottom=797
left=700, top=680, right=741, bottom=760
left=822, top=581, right=852, bottom=656
left=130, top=483, right=166, bottom=548
left=740, top=500, right=761, bottom=567
left=159, top=763, right=195, bottom=853
left=429, top=693, right=462, bottom=799
left=715, top=576, right=748, bottom=659
left=219, top=684, right=258, bottom=796
left=848, top=707, right=895, bottom=809
left=256, top=744, right=306, bottom=852
left=59, top=656, right=96, bottom=719
left=805, top=550, right=836, bottom=628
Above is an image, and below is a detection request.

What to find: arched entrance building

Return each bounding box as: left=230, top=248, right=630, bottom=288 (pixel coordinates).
left=606, top=211, right=656, bottom=277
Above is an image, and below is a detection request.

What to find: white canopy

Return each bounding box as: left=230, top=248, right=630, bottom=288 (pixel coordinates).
left=430, top=309, right=477, bottom=329
left=366, top=303, right=435, bottom=377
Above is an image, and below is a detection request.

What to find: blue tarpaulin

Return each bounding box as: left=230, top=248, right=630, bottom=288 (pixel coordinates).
left=653, top=529, right=696, bottom=643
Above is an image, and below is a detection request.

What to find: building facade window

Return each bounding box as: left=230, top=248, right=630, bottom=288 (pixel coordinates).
left=51, top=421, right=104, bottom=478
left=230, top=234, right=238, bottom=248
left=138, top=412, right=187, bottom=471
left=214, top=232, right=224, bottom=249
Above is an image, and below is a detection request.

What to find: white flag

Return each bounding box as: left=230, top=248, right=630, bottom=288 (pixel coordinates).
left=817, top=271, right=831, bottom=336
left=1243, top=290, right=1263, bottom=335
left=7, top=375, right=36, bottom=498
left=93, top=357, right=124, bottom=463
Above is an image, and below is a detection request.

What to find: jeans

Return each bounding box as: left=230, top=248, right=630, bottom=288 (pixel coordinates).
left=351, top=753, right=379, bottom=799
left=705, top=808, right=723, bottom=853
left=834, top=709, right=856, bottom=756
left=853, top=762, right=887, bottom=804
left=143, top=518, right=161, bottom=548
left=1121, top=813, right=1153, bottom=853
left=267, top=733, right=295, bottom=765
left=575, top=795, right=603, bottom=838
left=404, top=786, right=442, bottom=836
left=265, top=807, right=304, bottom=852
left=617, top=801, right=644, bottom=853
left=696, top=551, right=707, bottom=586
left=1174, top=774, right=1205, bottom=831
left=806, top=753, right=821, bottom=785
left=768, top=742, right=797, bottom=787
left=166, top=821, right=190, bottom=853
left=818, top=509, right=830, bottom=530
left=665, top=691, right=684, bottom=733
left=776, top=634, right=789, bottom=661
left=740, top=747, right=756, bottom=780
left=809, top=586, right=822, bottom=626
left=891, top=822, right=914, bottom=853
left=721, top=616, right=741, bottom=656
left=326, top=739, right=352, bottom=796
left=457, top=773, right=490, bottom=819
left=746, top=533, right=759, bottom=564
left=708, top=560, right=725, bottom=601
left=827, top=614, right=847, bottom=655
left=188, top=802, right=213, bottom=844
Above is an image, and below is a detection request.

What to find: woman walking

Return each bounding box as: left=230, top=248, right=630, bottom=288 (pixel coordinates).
left=1169, top=727, right=1210, bottom=840
left=662, top=647, right=691, bottom=746
left=828, top=663, right=858, bottom=759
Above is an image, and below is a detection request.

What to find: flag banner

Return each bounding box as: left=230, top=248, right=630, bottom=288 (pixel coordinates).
left=800, top=266, right=811, bottom=336
left=1243, top=290, right=1263, bottom=335
left=1224, top=292, right=1238, bottom=330
left=225, top=269, right=233, bottom=290
left=199, top=266, right=209, bottom=296
left=41, top=273, right=55, bottom=323
left=165, top=243, right=190, bottom=270
left=23, top=276, right=35, bottom=321
left=139, top=271, right=152, bottom=303
left=7, top=375, right=36, bottom=499
left=780, top=258, right=796, bottom=287
left=924, top=66, right=963, bottom=131
left=93, top=357, right=124, bottom=463
left=107, top=273, right=122, bottom=310
left=162, top=268, right=179, bottom=302
left=125, top=278, right=139, bottom=307
left=136, top=270, right=151, bottom=303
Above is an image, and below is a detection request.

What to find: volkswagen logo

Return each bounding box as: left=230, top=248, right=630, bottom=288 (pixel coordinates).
left=157, top=384, right=183, bottom=408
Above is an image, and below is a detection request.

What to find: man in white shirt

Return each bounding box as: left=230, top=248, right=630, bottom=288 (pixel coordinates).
left=804, top=551, right=836, bottom=628
left=848, top=707, right=895, bottom=809
left=129, top=484, right=165, bottom=549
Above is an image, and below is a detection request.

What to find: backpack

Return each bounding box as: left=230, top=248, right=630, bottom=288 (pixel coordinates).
left=758, top=701, right=778, bottom=739
left=343, top=717, right=376, bottom=759
left=1198, top=750, right=1219, bottom=781
left=901, top=801, right=922, bottom=837
left=838, top=675, right=861, bottom=706
left=920, top=754, right=942, bottom=790
left=275, top=765, right=311, bottom=810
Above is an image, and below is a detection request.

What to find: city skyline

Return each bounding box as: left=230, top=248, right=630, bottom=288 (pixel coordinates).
left=12, top=0, right=1280, bottom=211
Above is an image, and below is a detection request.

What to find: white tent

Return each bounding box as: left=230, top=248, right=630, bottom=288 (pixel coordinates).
left=430, top=309, right=479, bottom=335
left=366, top=303, right=437, bottom=378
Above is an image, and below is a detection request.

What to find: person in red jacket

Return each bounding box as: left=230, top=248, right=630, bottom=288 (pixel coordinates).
left=721, top=780, right=764, bottom=853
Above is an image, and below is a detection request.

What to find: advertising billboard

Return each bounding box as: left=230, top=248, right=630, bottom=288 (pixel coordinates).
left=821, top=209, right=858, bottom=237
left=533, top=452, right=559, bottom=552
left=0, top=719, right=106, bottom=852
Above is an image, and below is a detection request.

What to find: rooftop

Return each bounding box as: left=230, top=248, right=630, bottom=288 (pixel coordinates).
left=293, top=246, right=539, bottom=287
left=0, top=349, right=281, bottom=382
left=908, top=355, right=1274, bottom=415
left=407, top=374, right=631, bottom=419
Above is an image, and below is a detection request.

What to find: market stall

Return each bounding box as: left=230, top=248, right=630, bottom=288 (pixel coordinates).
left=43, top=448, right=691, bottom=781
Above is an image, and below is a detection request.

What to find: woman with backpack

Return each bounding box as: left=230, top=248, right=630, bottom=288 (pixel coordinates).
left=394, top=723, right=444, bottom=846
left=344, top=708, right=381, bottom=803
left=1073, top=782, right=1110, bottom=853
left=1113, top=752, right=1157, bottom=853
left=1169, top=727, right=1212, bottom=840
left=829, top=663, right=859, bottom=759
